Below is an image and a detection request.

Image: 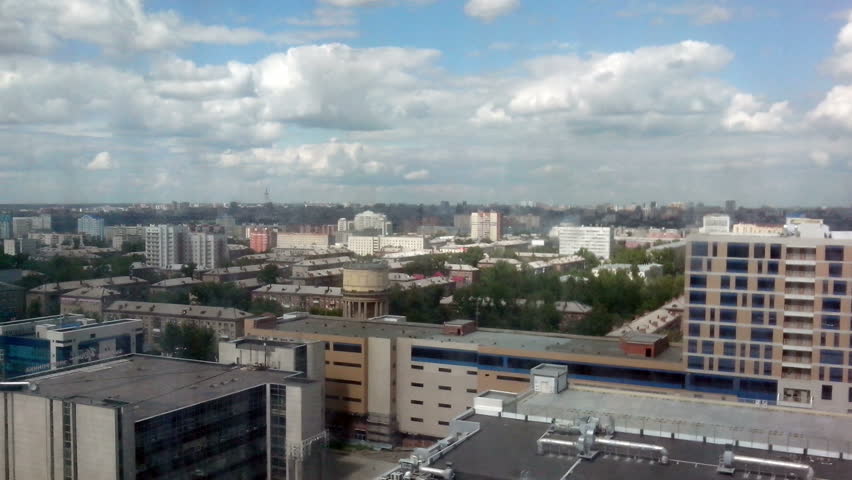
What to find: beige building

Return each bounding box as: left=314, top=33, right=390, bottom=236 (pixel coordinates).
left=470, top=211, right=502, bottom=241
left=732, top=223, right=785, bottom=235
left=252, top=284, right=343, bottom=312
left=276, top=232, right=332, bottom=249
left=27, top=276, right=149, bottom=316
left=59, top=286, right=122, bottom=317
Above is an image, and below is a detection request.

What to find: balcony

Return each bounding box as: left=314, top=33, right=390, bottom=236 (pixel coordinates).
left=782, top=336, right=813, bottom=351
left=782, top=353, right=812, bottom=364
left=784, top=268, right=815, bottom=281
left=784, top=288, right=815, bottom=297
left=781, top=368, right=812, bottom=381
left=785, top=248, right=816, bottom=262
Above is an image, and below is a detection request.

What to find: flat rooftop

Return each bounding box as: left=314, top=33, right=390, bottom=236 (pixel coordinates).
left=432, top=414, right=850, bottom=480
left=229, top=338, right=310, bottom=350
left=273, top=315, right=682, bottom=364
left=25, top=355, right=300, bottom=419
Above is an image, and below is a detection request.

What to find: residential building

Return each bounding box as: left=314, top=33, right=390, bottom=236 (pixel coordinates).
left=252, top=284, right=343, bottom=312
left=337, top=217, right=353, bottom=232
left=0, top=281, right=25, bottom=321
left=144, top=224, right=188, bottom=268
left=558, top=225, right=614, bottom=259
left=11, top=217, right=32, bottom=237
left=0, top=315, right=143, bottom=379
left=0, top=214, right=12, bottom=239
left=347, top=235, right=427, bottom=256
left=453, top=214, right=471, bottom=236
left=291, top=256, right=353, bottom=276
left=446, top=263, right=480, bottom=286
left=3, top=238, right=39, bottom=256
left=592, top=263, right=663, bottom=280
left=27, top=232, right=84, bottom=247
left=77, top=214, right=105, bottom=239
left=148, top=276, right=202, bottom=296
left=249, top=226, right=276, bottom=253
left=0, top=354, right=326, bottom=479
left=684, top=234, right=852, bottom=413
left=103, top=301, right=253, bottom=345
left=353, top=210, right=392, bottom=234
left=27, top=276, right=149, bottom=317
left=505, top=213, right=541, bottom=232
left=732, top=223, right=785, bottom=235
left=201, top=263, right=268, bottom=283
left=31, top=213, right=51, bottom=231
left=290, top=267, right=344, bottom=287
left=59, top=286, right=122, bottom=317
left=470, top=211, right=502, bottom=241
left=348, top=235, right=380, bottom=256
left=104, top=224, right=145, bottom=242
left=188, top=230, right=229, bottom=269
left=276, top=232, right=332, bottom=249
left=700, top=213, right=732, bottom=234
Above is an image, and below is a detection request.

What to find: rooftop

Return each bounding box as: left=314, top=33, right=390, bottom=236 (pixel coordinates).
left=29, top=276, right=148, bottom=293
left=61, top=286, right=121, bottom=298
left=253, top=284, right=342, bottom=296
left=202, top=264, right=267, bottom=275
left=104, top=301, right=252, bottom=321
left=23, top=355, right=301, bottom=419
left=150, top=277, right=203, bottom=288
left=226, top=337, right=311, bottom=351
left=290, top=267, right=343, bottom=278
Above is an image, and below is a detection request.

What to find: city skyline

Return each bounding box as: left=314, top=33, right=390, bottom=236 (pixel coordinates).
left=0, top=1, right=851, bottom=205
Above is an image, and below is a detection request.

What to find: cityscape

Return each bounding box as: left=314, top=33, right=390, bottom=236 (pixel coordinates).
left=1, top=1, right=851, bottom=480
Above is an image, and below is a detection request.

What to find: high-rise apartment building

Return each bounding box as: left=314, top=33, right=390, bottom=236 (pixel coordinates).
left=347, top=235, right=427, bottom=256
left=353, top=210, right=392, bottom=234
left=558, top=225, right=614, bottom=259
left=188, top=231, right=229, bottom=269
left=144, top=224, right=187, bottom=268
left=0, top=214, right=12, bottom=239
left=249, top=227, right=276, bottom=253
left=470, top=211, right=502, bottom=241
left=685, top=234, right=852, bottom=412
left=31, top=213, right=51, bottom=231
left=77, top=214, right=105, bottom=239
left=11, top=217, right=32, bottom=238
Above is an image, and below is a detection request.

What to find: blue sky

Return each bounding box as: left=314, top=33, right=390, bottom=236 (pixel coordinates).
left=0, top=0, right=851, bottom=205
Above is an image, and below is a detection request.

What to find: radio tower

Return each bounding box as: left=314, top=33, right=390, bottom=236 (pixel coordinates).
left=264, top=187, right=271, bottom=204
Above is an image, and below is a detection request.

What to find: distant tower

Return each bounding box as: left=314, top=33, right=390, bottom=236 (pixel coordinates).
left=341, top=262, right=390, bottom=320
left=264, top=187, right=271, bottom=204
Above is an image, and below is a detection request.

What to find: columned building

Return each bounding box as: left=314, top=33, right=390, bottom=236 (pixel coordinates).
left=341, top=262, right=389, bottom=320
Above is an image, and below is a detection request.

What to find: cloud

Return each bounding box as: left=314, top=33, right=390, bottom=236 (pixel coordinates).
left=403, top=169, right=430, bottom=180
left=809, top=150, right=831, bottom=168
left=826, top=13, right=852, bottom=77
left=488, top=41, right=516, bottom=51
left=666, top=4, right=733, bottom=25
left=471, top=103, right=512, bottom=125
left=722, top=93, right=791, bottom=132
left=808, top=85, right=852, bottom=131
left=464, top=0, right=520, bottom=22
left=321, top=0, right=386, bottom=6
left=285, top=8, right=357, bottom=27
left=85, top=151, right=116, bottom=170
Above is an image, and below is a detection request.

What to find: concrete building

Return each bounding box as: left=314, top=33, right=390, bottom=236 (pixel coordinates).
left=505, top=213, right=541, bottom=232
left=249, top=226, right=276, bottom=253
left=27, top=276, right=149, bottom=317
left=732, top=223, right=784, bottom=235
left=685, top=234, right=852, bottom=413
left=103, top=301, right=253, bottom=346
left=77, top=214, right=105, bottom=239
left=446, top=263, right=480, bottom=286
left=148, top=276, right=202, bottom=296
left=0, top=315, right=143, bottom=379
left=341, top=262, right=390, bottom=320
left=11, top=217, right=32, bottom=238
left=3, top=237, right=39, bottom=256
left=252, top=284, right=343, bottom=312
left=104, top=224, right=146, bottom=242
left=0, top=281, right=25, bottom=321
left=0, top=354, right=326, bottom=480
left=348, top=235, right=427, bottom=256
left=276, top=232, right=332, bottom=249
left=219, top=337, right=325, bottom=381
left=27, top=232, right=84, bottom=248
left=291, top=256, right=353, bottom=276
left=144, top=224, right=188, bottom=268
left=558, top=225, right=614, bottom=260
left=353, top=210, right=392, bottom=235
left=290, top=267, right=344, bottom=288
left=201, top=263, right=268, bottom=283
left=700, top=213, right=732, bottom=233
left=470, top=211, right=503, bottom=241
left=592, top=263, right=663, bottom=280
left=31, top=213, right=51, bottom=231
left=0, top=214, right=12, bottom=239
left=453, top=214, right=471, bottom=236
left=59, top=286, right=122, bottom=317
left=187, top=230, right=229, bottom=269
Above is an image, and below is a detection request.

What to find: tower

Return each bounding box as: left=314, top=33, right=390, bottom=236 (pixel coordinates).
left=341, top=262, right=390, bottom=320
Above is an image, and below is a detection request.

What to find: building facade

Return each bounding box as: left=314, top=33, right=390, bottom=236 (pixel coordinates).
left=249, top=227, right=276, bottom=253
left=0, top=281, right=25, bottom=321
left=27, top=276, right=149, bottom=317
left=144, top=224, right=188, bottom=268
left=470, top=211, right=502, bottom=241
left=252, top=285, right=343, bottom=312
left=77, top=214, right=105, bottom=239
left=700, top=213, right=732, bottom=234
left=347, top=235, right=427, bottom=256
left=0, top=214, right=11, bottom=239
left=11, top=217, right=32, bottom=238
left=353, top=210, right=392, bottom=235
left=187, top=231, right=229, bottom=269
left=558, top=225, right=614, bottom=259
left=276, top=232, right=332, bottom=249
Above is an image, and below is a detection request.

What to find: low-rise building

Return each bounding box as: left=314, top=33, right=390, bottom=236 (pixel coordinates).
left=290, top=267, right=344, bottom=287
left=291, top=255, right=353, bottom=276
left=446, top=263, right=480, bottom=286
left=59, top=286, right=122, bottom=317
left=148, top=276, right=202, bottom=296
left=592, top=263, right=663, bottom=280
left=27, top=276, right=149, bottom=316
left=219, top=337, right=325, bottom=380
left=252, top=284, right=343, bottom=312
left=200, top=263, right=267, bottom=283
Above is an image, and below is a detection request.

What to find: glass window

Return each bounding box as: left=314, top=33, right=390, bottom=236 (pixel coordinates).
left=750, top=344, right=760, bottom=358
left=764, top=346, right=773, bottom=359
left=825, top=246, right=844, bottom=261
left=723, top=342, right=736, bottom=356
left=829, top=263, right=842, bottom=278
left=690, top=258, right=703, bottom=271
left=768, top=312, right=777, bottom=325
left=688, top=340, right=697, bottom=353
left=692, top=242, right=708, bottom=257
left=689, top=308, right=705, bottom=321
left=767, top=261, right=779, bottom=274
left=821, top=350, right=843, bottom=365
left=751, top=328, right=773, bottom=343
left=735, top=276, right=747, bottom=290
left=721, top=293, right=737, bottom=306
left=770, top=244, right=782, bottom=259
left=720, top=326, right=736, bottom=339
left=727, top=243, right=750, bottom=258
left=726, top=259, right=749, bottom=273
left=720, top=309, right=737, bottom=323
left=688, top=356, right=704, bottom=369
left=754, top=243, right=765, bottom=258
left=688, top=323, right=701, bottom=336
left=752, top=294, right=764, bottom=308
left=763, top=362, right=773, bottom=376
left=821, top=385, right=832, bottom=400
left=333, top=342, right=362, bottom=353
left=830, top=367, right=843, bottom=382
left=834, top=281, right=847, bottom=296
left=702, top=341, right=714, bottom=354
left=411, top=346, right=477, bottom=365
left=718, top=358, right=735, bottom=372
left=822, top=298, right=841, bottom=312
left=689, top=275, right=707, bottom=288
left=720, top=275, right=731, bottom=289
left=757, top=278, right=775, bottom=291
left=689, top=291, right=706, bottom=304
left=822, top=316, right=840, bottom=330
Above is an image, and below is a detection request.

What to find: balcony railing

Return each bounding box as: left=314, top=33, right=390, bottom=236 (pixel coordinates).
left=781, top=371, right=812, bottom=380
left=785, top=270, right=815, bottom=278
left=783, top=304, right=814, bottom=312
left=782, top=355, right=812, bottom=363
left=782, top=321, right=813, bottom=329
left=783, top=338, right=813, bottom=347
left=785, top=254, right=816, bottom=261
left=784, top=289, right=815, bottom=296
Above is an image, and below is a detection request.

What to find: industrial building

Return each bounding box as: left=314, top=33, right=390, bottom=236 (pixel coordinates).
left=0, top=354, right=326, bottom=480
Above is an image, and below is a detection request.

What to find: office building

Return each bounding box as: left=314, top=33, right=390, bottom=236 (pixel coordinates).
left=558, top=225, right=614, bottom=259
left=219, top=337, right=325, bottom=381
left=103, top=301, right=253, bottom=345
left=0, top=214, right=11, bottom=239
left=470, top=211, right=502, bottom=241
left=27, top=276, right=149, bottom=317
left=187, top=231, right=229, bottom=269
left=11, top=217, right=32, bottom=238
left=0, top=281, right=25, bottom=321
left=0, top=354, right=326, bottom=480
left=276, top=232, right=332, bottom=249
left=249, top=226, right=276, bottom=253
left=685, top=234, right=852, bottom=413
left=144, top=224, right=188, bottom=268
left=77, top=214, right=105, bottom=239
left=353, top=210, right=392, bottom=235
left=700, top=213, right=732, bottom=234
left=0, top=314, right=143, bottom=379
left=347, top=235, right=427, bottom=256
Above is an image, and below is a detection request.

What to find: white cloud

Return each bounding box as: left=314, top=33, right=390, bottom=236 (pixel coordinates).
left=403, top=169, right=430, bottom=180
left=321, top=0, right=386, bottom=6
left=285, top=8, right=357, bottom=27
left=666, top=4, right=733, bottom=25
left=808, top=85, right=852, bottom=131
left=722, top=93, right=791, bottom=132
left=809, top=150, right=831, bottom=168
left=214, top=142, right=383, bottom=179
left=826, top=13, right=852, bottom=77
left=464, top=0, right=520, bottom=22
left=471, top=103, right=512, bottom=125
left=488, top=41, right=516, bottom=51
left=85, top=151, right=115, bottom=170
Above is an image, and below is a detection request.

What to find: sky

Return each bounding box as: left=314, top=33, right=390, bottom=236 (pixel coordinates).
left=0, top=0, right=851, bottom=206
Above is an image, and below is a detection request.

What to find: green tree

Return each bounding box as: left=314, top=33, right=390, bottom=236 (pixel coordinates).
left=572, top=306, right=620, bottom=336
left=190, top=282, right=251, bottom=310
left=402, top=255, right=448, bottom=276
left=249, top=298, right=284, bottom=316
left=575, top=248, right=600, bottom=269
left=257, top=264, right=280, bottom=284
left=160, top=323, right=217, bottom=361
left=181, top=262, right=197, bottom=278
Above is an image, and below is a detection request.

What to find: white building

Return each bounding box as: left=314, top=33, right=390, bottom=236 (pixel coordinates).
left=558, top=225, right=614, bottom=259
left=347, top=235, right=427, bottom=256
left=77, top=215, right=105, bottom=239
left=592, top=263, right=663, bottom=280
left=699, top=213, right=731, bottom=234
left=144, top=224, right=188, bottom=268
left=30, top=214, right=51, bottom=231
left=337, top=217, right=354, bottom=232
left=3, top=238, right=39, bottom=256
left=353, top=210, right=392, bottom=234
left=470, top=211, right=502, bottom=241
left=188, top=231, right=229, bottom=269
left=276, top=232, right=332, bottom=249
left=11, top=217, right=32, bottom=238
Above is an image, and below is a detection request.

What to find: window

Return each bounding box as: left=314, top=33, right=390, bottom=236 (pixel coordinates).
left=822, top=316, right=840, bottom=330
left=438, top=421, right=450, bottom=426
left=767, top=261, right=779, bottom=274
left=757, top=278, right=775, bottom=291
left=727, top=243, right=750, bottom=258
left=689, top=291, right=706, bottom=304
left=821, top=385, right=832, bottom=401
left=751, top=311, right=764, bottom=325
left=412, top=346, right=478, bottom=365
left=770, top=244, right=782, bottom=259
left=720, top=309, right=737, bottom=323
left=708, top=358, right=714, bottom=370
left=754, top=243, right=766, bottom=258
left=466, top=388, right=477, bottom=393
left=830, top=368, right=843, bottom=382
left=688, top=356, right=704, bottom=369
left=411, top=382, right=424, bottom=388
left=763, top=362, right=772, bottom=376
left=733, top=276, right=747, bottom=290
left=702, top=341, right=714, bottom=354
left=753, top=362, right=760, bottom=375
left=688, top=323, right=701, bottom=336
left=690, top=275, right=707, bottom=288
left=411, top=417, right=424, bottom=423
left=438, top=403, right=452, bottom=408
left=726, top=259, right=749, bottom=273
left=752, top=294, right=764, bottom=308
left=750, top=344, right=760, bottom=358
left=333, top=361, right=361, bottom=368
left=834, top=281, right=847, bottom=295
left=688, top=340, right=697, bottom=353
left=411, top=364, right=424, bottom=370
left=712, top=243, right=719, bottom=257
left=739, top=360, right=745, bottom=373
left=718, top=359, right=735, bottom=372
left=721, top=293, right=738, bottom=306
left=496, top=375, right=529, bottom=382
left=723, top=342, right=736, bottom=356
left=478, top=354, right=502, bottom=367
left=438, top=385, right=451, bottom=390
left=768, top=312, right=777, bottom=326
left=849, top=387, right=852, bottom=403
left=333, top=342, right=362, bottom=353
left=689, top=307, right=705, bottom=321
left=825, top=246, right=844, bottom=261
left=821, top=350, right=843, bottom=365
left=438, top=367, right=451, bottom=373
left=411, top=399, right=423, bottom=405
left=751, top=328, right=773, bottom=343
left=720, top=326, right=736, bottom=339
left=822, top=298, right=841, bottom=313
left=328, top=378, right=362, bottom=385
left=467, top=370, right=477, bottom=375
left=829, top=263, right=842, bottom=278
left=690, top=258, right=703, bottom=271
left=692, top=242, right=708, bottom=256
left=343, top=397, right=361, bottom=403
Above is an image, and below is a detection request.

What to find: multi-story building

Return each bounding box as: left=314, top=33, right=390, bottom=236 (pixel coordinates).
left=353, top=210, right=392, bottom=234
left=188, top=230, right=229, bottom=269
left=103, top=301, right=254, bottom=346
left=0, top=354, right=326, bottom=479
left=732, top=223, right=785, bottom=235
left=453, top=214, right=471, bottom=236
left=291, top=256, right=353, bottom=276
left=0, top=281, right=25, bottom=321
left=27, top=232, right=84, bottom=247
left=218, top=337, right=326, bottom=381
left=3, top=237, right=39, bottom=256
left=0, top=214, right=12, bottom=239
left=348, top=235, right=380, bottom=256
left=59, top=286, right=122, bottom=317
left=27, top=276, right=149, bottom=316
left=77, top=214, right=105, bottom=239
left=31, top=213, right=51, bottom=231
left=470, top=211, right=502, bottom=241
left=11, top=217, right=32, bottom=238
left=0, top=314, right=144, bottom=379
left=249, top=226, right=276, bottom=253
left=148, top=276, right=202, bottom=296
left=505, top=213, right=541, bottom=232
left=104, top=224, right=146, bottom=241
left=347, top=235, right=427, bottom=256
left=144, top=224, right=188, bottom=268
left=252, top=284, right=343, bottom=312
left=201, top=263, right=268, bottom=283
left=684, top=234, right=852, bottom=413
left=558, top=225, right=614, bottom=259
left=276, top=232, right=332, bottom=249
left=700, top=213, right=731, bottom=234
